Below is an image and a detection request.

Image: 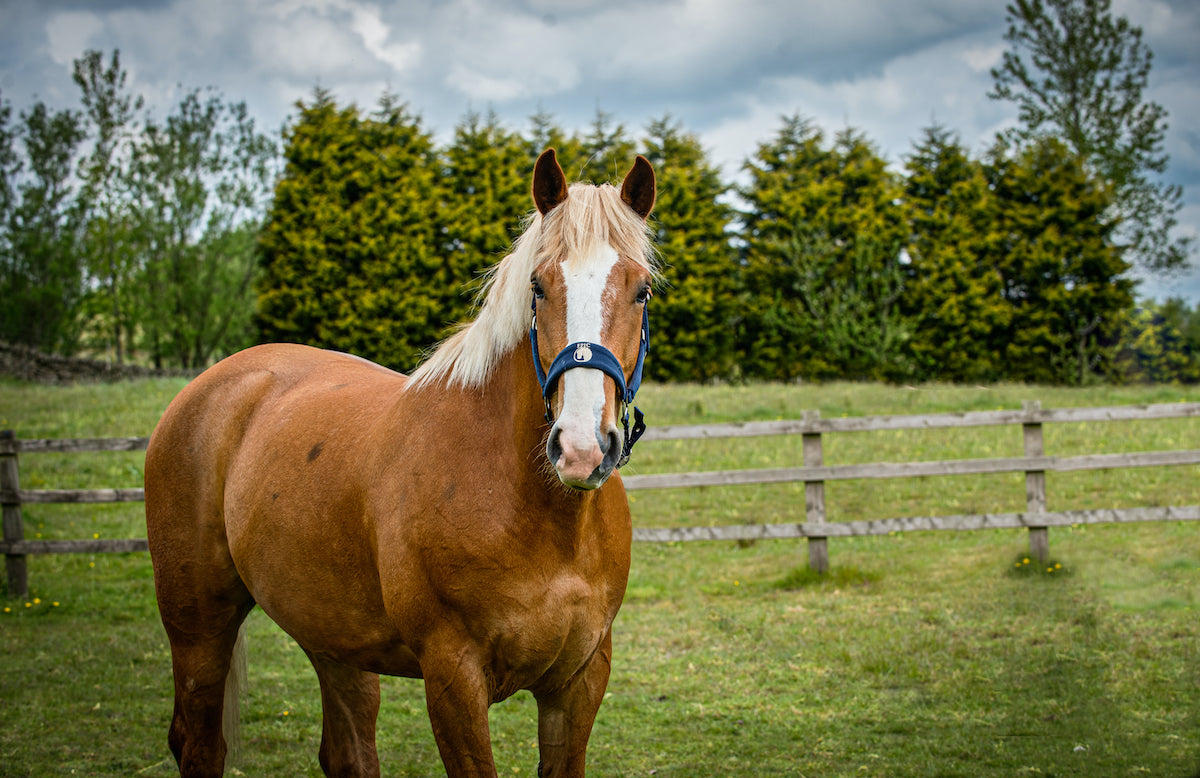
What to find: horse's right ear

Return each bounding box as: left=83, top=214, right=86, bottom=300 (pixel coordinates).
left=532, top=148, right=568, bottom=215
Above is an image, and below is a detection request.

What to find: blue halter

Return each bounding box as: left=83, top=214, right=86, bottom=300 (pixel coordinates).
left=530, top=295, right=648, bottom=468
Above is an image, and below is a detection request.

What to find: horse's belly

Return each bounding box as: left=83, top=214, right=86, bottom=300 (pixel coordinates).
left=225, top=495, right=423, bottom=676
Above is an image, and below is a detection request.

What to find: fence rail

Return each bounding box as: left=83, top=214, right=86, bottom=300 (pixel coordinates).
left=4, top=401, right=1200, bottom=598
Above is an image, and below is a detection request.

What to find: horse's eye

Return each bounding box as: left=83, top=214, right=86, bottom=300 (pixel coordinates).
left=531, top=280, right=545, bottom=300
left=635, top=286, right=652, bottom=304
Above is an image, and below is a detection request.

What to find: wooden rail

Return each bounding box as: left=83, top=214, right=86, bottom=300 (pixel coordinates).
left=3, top=400, right=1199, bottom=597
left=625, top=400, right=1200, bottom=571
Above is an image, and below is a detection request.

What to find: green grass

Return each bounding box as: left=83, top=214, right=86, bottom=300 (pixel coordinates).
left=1, top=377, right=1199, bottom=776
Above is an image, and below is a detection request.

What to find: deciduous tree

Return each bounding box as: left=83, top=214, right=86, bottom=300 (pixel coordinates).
left=73, top=49, right=142, bottom=363
left=130, top=88, right=276, bottom=368
left=0, top=101, right=86, bottom=353
left=989, top=0, right=1190, bottom=275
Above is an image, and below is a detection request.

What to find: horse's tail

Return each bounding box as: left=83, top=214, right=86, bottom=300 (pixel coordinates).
left=223, top=623, right=248, bottom=767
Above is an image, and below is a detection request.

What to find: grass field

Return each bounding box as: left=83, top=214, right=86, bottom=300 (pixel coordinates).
left=1, top=377, right=1199, bottom=777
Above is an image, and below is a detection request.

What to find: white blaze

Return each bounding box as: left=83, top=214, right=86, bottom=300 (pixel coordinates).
left=553, top=245, right=620, bottom=481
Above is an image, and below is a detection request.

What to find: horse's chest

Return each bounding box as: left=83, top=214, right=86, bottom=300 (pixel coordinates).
left=494, top=572, right=615, bottom=691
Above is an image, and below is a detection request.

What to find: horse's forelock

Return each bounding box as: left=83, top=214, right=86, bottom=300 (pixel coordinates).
left=407, top=183, right=656, bottom=392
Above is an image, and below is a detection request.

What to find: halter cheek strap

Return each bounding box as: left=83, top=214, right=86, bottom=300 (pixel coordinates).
left=530, top=296, right=649, bottom=468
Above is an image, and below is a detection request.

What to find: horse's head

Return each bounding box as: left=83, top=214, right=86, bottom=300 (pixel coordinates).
left=529, top=148, right=656, bottom=490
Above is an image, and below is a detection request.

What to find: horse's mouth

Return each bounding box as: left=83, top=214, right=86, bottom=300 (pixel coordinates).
left=556, top=466, right=612, bottom=491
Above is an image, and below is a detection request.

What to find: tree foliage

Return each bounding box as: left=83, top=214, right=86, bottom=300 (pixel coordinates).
left=0, top=100, right=87, bottom=353
left=902, top=125, right=1010, bottom=382
left=73, top=49, right=143, bottom=363
left=257, top=90, right=440, bottom=371
left=1116, top=299, right=1200, bottom=383
left=640, top=116, right=739, bottom=381
left=439, top=110, right=531, bottom=325
left=739, top=116, right=910, bottom=381
left=1, top=55, right=1196, bottom=384
left=989, top=0, right=1191, bottom=275
left=130, top=88, right=276, bottom=368
left=984, top=136, right=1134, bottom=384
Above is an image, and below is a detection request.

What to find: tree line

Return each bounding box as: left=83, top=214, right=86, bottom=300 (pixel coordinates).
left=1, top=0, right=1197, bottom=383
left=0, top=51, right=276, bottom=369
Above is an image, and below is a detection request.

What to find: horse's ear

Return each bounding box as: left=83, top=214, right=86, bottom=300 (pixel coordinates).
left=620, top=155, right=656, bottom=220
left=533, top=148, right=568, bottom=215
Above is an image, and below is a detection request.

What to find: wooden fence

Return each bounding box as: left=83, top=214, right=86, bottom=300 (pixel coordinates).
left=3, top=401, right=1200, bottom=598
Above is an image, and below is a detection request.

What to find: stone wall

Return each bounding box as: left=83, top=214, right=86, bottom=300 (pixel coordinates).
left=0, top=342, right=195, bottom=384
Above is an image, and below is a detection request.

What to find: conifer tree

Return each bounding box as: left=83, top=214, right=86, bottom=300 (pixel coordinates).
left=739, top=116, right=910, bottom=380
left=1116, top=301, right=1200, bottom=383
left=525, top=110, right=589, bottom=180
left=579, top=109, right=637, bottom=184
left=902, top=125, right=1010, bottom=382
left=984, top=136, right=1134, bottom=383
left=525, top=109, right=635, bottom=186
left=257, top=90, right=440, bottom=370
left=640, top=116, right=738, bottom=381
left=439, top=110, right=530, bottom=325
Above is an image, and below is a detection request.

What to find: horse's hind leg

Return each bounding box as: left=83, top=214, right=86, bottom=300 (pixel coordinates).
left=150, top=522, right=254, bottom=776
left=304, top=650, right=381, bottom=778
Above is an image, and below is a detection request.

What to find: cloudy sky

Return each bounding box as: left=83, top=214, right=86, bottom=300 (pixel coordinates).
left=2, top=0, right=1198, bottom=301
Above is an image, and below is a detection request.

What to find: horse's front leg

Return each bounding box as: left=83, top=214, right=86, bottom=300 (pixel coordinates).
left=421, top=636, right=498, bottom=777
left=534, top=630, right=614, bottom=778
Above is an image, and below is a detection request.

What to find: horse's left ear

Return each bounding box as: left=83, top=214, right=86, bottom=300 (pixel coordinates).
left=620, top=155, right=656, bottom=220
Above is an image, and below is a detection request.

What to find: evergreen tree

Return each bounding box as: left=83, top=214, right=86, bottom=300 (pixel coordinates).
left=525, top=109, right=635, bottom=186
left=984, top=136, right=1134, bottom=383
left=579, top=109, right=637, bottom=184
left=640, top=116, right=739, bottom=381
left=902, top=125, right=1010, bottom=382
left=1116, top=300, right=1200, bottom=383
left=525, top=110, right=588, bottom=179
left=739, top=116, right=910, bottom=380
left=439, top=110, right=530, bottom=325
left=257, top=90, right=440, bottom=371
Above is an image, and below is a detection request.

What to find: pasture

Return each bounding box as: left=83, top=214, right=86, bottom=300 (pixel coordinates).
left=2, top=377, right=1199, bottom=777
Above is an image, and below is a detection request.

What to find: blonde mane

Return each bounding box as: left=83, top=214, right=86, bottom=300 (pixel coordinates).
left=407, top=182, right=658, bottom=392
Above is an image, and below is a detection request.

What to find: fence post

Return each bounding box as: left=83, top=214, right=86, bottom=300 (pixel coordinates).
left=802, top=410, right=828, bottom=574
left=1022, top=401, right=1049, bottom=563
left=1, top=430, right=28, bottom=599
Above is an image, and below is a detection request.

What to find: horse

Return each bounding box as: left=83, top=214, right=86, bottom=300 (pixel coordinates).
left=144, top=148, right=658, bottom=777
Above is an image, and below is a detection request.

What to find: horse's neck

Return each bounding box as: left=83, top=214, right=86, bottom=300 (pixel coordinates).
left=392, top=342, right=620, bottom=560
left=414, top=340, right=575, bottom=500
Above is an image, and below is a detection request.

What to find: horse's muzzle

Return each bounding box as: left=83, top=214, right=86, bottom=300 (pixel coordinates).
left=548, top=423, right=622, bottom=490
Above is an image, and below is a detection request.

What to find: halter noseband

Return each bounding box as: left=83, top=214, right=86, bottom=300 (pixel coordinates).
left=530, top=294, right=649, bottom=468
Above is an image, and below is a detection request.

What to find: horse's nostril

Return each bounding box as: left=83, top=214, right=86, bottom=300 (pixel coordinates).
left=604, top=429, right=620, bottom=456
left=547, top=427, right=564, bottom=464
left=602, top=428, right=622, bottom=469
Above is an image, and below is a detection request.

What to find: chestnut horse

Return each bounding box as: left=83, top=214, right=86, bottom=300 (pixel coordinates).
left=144, top=148, right=657, bottom=777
